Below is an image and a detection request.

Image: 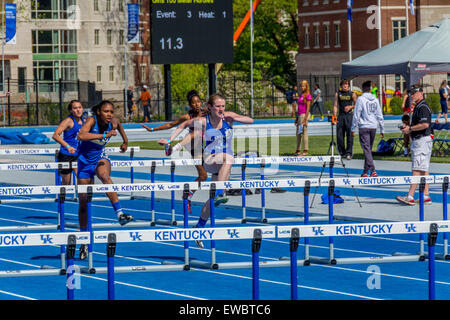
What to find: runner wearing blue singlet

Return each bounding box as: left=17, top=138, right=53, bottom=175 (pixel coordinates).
left=167, top=93, right=254, bottom=247
left=77, top=100, right=132, bottom=259
left=52, top=100, right=84, bottom=185
left=154, top=90, right=207, bottom=213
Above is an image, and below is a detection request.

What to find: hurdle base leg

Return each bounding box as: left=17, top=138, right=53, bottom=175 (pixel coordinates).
left=393, top=251, right=426, bottom=261
left=161, top=260, right=190, bottom=270
left=307, top=256, right=337, bottom=265
left=40, top=265, right=66, bottom=275
left=80, top=267, right=96, bottom=274
left=279, top=256, right=310, bottom=266
left=189, top=259, right=218, bottom=270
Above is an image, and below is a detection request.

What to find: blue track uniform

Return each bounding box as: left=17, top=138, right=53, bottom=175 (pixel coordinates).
left=59, top=115, right=84, bottom=157
left=204, top=115, right=234, bottom=157
left=77, top=115, right=112, bottom=179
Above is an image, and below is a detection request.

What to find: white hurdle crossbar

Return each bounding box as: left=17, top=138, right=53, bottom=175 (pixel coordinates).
left=92, top=226, right=275, bottom=300
left=278, top=221, right=445, bottom=300
left=0, top=231, right=90, bottom=278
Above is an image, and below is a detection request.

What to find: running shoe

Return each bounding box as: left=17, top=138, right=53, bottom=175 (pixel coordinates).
left=79, top=244, right=88, bottom=260
left=370, top=171, right=378, bottom=177
left=165, top=144, right=172, bottom=156
left=415, top=196, right=432, bottom=205
left=395, top=195, right=415, bottom=206
left=346, top=154, right=352, bottom=160
left=187, top=191, right=194, bottom=214
left=361, top=173, right=369, bottom=177
left=192, top=226, right=204, bottom=249
left=214, top=194, right=229, bottom=207
left=118, top=213, right=134, bottom=226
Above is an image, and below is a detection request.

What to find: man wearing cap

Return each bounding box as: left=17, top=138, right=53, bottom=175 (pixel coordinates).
left=138, top=85, right=152, bottom=122
left=396, top=85, right=433, bottom=205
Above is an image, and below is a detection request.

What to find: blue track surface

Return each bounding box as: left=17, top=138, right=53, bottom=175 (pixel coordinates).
left=0, top=178, right=449, bottom=300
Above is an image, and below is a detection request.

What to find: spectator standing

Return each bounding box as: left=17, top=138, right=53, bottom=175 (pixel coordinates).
left=311, top=84, right=324, bottom=119
left=294, top=80, right=312, bottom=156
left=401, top=89, right=413, bottom=157
left=333, top=79, right=357, bottom=160
left=286, top=85, right=299, bottom=118
left=436, top=80, right=448, bottom=123
left=126, top=85, right=135, bottom=122
left=351, top=81, right=385, bottom=177
left=138, top=85, right=152, bottom=122
left=396, top=85, right=433, bottom=206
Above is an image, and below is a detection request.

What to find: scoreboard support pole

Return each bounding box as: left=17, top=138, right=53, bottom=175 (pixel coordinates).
left=208, top=64, right=216, bottom=95
left=164, top=64, right=172, bottom=122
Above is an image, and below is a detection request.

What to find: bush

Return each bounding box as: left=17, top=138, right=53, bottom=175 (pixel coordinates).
left=389, top=97, right=403, bottom=114
left=425, top=93, right=441, bottom=114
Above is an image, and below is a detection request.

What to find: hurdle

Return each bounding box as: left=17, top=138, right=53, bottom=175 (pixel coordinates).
left=278, top=220, right=446, bottom=300
left=0, top=147, right=141, bottom=203
left=0, top=231, right=89, bottom=280
left=302, top=175, right=450, bottom=265
left=91, top=225, right=275, bottom=300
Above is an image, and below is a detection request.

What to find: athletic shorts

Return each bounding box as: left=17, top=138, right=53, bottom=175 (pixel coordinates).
left=77, top=157, right=110, bottom=180
left=411, top=135, right=432, bottom=172
left=57, top=152, right=77, bottom=175
left=440, top=101, right=448, bottom=114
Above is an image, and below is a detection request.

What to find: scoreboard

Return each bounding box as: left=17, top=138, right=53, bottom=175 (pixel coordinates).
left=150, top=0, right=234, bottom=64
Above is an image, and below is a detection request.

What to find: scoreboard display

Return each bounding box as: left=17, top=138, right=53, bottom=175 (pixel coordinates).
left=150, top=0, right=234, bottom=64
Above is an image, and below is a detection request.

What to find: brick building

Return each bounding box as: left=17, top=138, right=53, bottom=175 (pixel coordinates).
left=296, top=0, right=450, bottom=93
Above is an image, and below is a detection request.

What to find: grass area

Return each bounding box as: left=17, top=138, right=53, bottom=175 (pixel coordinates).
left=110, top=132, right=449, bottom=164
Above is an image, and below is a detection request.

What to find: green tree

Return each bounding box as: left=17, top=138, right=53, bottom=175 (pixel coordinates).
left=224, top=0, right=299, bottom=92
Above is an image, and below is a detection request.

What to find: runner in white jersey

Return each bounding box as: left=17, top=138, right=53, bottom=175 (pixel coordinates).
left=167, top=93, right=254, bottom=247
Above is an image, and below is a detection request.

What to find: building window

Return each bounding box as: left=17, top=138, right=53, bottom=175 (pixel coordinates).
left=106, top=0, right=111, bottom=12
left=140, top=65, right=146, bottom=83
left=107, top=30, right=112, bottom=46
left=94, top=29, right=99, bottom=45
left=32, top=30, right=77, bottom=54
left=97, top=66, right=102, bottom=82
left=119, top=30, right=124, bottom=45
left=447, top=74, right=450, bottom=86
left=334, top=23, right=341, bottom=47
left=33, top=60, right=77, bottom=92
left=395, top=74, right=407, bottom=92
left=314, top=24, right=320, bottom=48
left=94, top=0, right=99, bottom=11
left=122, top=65, right=126, bottom=82
left=119, top=0, right=124, bottom=12
left=18, top=67, right=26, bottom=93
left=324, top=24, right=330, bottom=47
left=392, top=20, right=407, bottom=42
left=313, top=0, right=319, bottom=5
left=139, top=28, right=144, bottom=46
left=109, top=66, right=114, bottom=82
left=304, top=25, right=310, bottom=49
left=32, top=0, right=77, bottom=19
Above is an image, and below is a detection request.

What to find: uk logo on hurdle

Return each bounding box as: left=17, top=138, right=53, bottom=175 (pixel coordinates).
left=287, top=180, right=296, bottom=187
left=227, top=229, right=240, bottom=239
left=312, top=227, right=324, bottom=236
left=129, top=232, right=143, bottom=241
left=405, top=223, right=417, bottom=233
left=40, top=235, right=53, bottom=244
left=41, top=187, right=51, bottom=194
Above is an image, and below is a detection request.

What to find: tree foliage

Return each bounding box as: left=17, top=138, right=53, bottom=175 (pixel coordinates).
left=223, top=0, right=299, bottom=92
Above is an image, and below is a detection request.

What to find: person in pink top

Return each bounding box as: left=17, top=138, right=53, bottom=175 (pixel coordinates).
left=294, top=80, right=312, bottom=156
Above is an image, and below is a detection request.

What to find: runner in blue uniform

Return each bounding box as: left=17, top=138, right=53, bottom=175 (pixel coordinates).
left=52, top=100, right=84, bottom=185
left=77, top=100, right=132, bottom=259
left=153, top=90, right=207, bottom=213
left=167, top=93, right=254, bottom=247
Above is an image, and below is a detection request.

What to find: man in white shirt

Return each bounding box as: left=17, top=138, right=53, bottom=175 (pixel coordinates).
left=352, top=80, right=385, bottom=177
